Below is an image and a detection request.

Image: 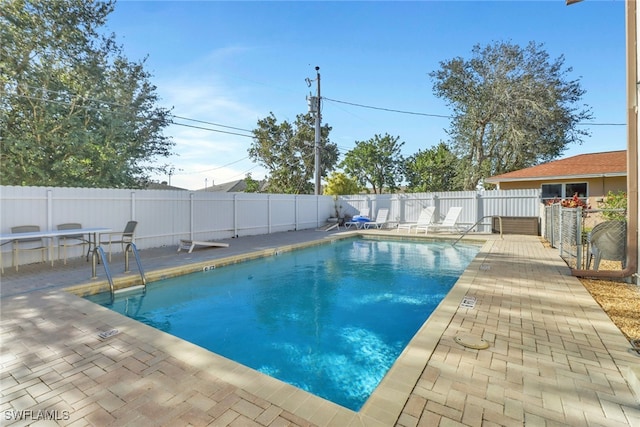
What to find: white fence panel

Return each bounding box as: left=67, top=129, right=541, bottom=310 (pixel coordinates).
left=1, top=186, right=50, bottom=231
left=193, top=193, right=235, bottom=239
left=1, top=186, right=336, bottom=268
left=234, top=194, right=271, bottom=236
left=134, top=190, right=193, bottom=248
left=337, top=195, right=372, bottom=218
left=396, top=194, right=436, bottom=223
left=297, top=195, right=331, bottom=230
left=1, top=186, right=541, bottom=269
left=269, top=194, right=297, bottom=233
left=479, top=189, right=541, bottom=217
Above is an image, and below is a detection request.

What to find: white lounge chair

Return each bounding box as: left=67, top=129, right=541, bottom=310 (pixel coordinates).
left=363, top=208, right=390, bottom=229
left=425, top=207, right=463, bottom=234
left=178, top=239, right=229, bottom=253
left=397, top=207, right=435, bottom=234
left=345, top=208, right=370, bottom=229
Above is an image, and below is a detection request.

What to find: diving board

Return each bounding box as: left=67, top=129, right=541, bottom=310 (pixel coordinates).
left=177, top=239, right=229, bottom=254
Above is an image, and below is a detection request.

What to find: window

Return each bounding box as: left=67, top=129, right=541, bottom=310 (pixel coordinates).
left=541, top=183, right=562, bottom=200
left=565, top=183, right=587, bottom=198
left=541, top=182, right=588, bottom=202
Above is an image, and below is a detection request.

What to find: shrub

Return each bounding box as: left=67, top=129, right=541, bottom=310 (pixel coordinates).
left=546, top=193, right=590, bottom=209
left=599, top=190, right=627, bottom=222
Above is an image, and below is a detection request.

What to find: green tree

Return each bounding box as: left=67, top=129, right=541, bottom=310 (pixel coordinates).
left=0, top=0, right=174, bottom=188
left=243, top=173, right=261, bottom=193
left=341, top=133, right=404, bottom=194
left=430, top=41, right=592, bottom=190
left=249, top=112, right=338, bottom=194
left=323, top=172, right=360, bottom=196
left=404, top=142, right=462, bottom=192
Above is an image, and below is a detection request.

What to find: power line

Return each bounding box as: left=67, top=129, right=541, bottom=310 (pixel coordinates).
left=8, top=92, right=257, bottom=136
left=11, top=84, right=135, bottom=110
left=229, top=164, right=260, bottom=180
left=7, top=85, right=258, bottom=135
left=323, top=96, right=626, bottom=126
left=171, top=115, right=254, bottom=133
left=323, top=97, right=452, bottom=119
left=177, top=156, right=251, bottom=175
left=576, top=122, right=626, bottom=126
left=170, top=121, right=254, bottom=138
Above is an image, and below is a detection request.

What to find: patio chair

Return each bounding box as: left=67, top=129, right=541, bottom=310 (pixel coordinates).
left=425, top=207, right=463, bottom=234
left=363, top=208, right=390, bottom=229
left=344, top=208, right=370, bottom=229
left=397, top=207, right=435, bottom=234
left=100, top=221, right=138, bottom=262
left=57, top=223, right=88, bottom=264
left=11, top=225, right=47, bottom=271
left=588, top=220, right=626, bottom=270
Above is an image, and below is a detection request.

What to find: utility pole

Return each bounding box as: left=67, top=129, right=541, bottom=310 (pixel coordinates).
left=307, top=66, right=322, bottom=195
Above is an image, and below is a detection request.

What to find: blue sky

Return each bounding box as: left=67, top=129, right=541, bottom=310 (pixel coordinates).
left=107, top=0, right=627, bottom=191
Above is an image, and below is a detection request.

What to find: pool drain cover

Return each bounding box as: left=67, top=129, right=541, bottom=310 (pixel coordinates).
left=454, top=335, right=490, bottom=350
left=98, top=329, right=119, bottom=340
left=460, top=296, right=476, bottom=308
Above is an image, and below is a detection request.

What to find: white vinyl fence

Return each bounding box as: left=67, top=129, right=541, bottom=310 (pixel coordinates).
left=340, top=189, right=541, bottom=231
left=1, top=186, right=541, bottom=268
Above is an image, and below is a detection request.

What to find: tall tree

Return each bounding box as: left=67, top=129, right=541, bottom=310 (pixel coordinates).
left=430, top=41, right=592, bottom=190
left=0, top=0, right=174, bottom=188
left=404, top=142, right=462, bottom=192
left=323, top=171, right=361, bottom=196
left=249, top=112, right=338, bottom=194
left=341, top=133, right=404, bottom=194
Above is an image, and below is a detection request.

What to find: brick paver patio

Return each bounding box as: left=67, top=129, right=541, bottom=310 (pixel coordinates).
left=1, top=230, right=638, bottom=426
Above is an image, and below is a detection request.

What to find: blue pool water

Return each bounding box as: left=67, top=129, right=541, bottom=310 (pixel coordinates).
left=87, top=238, right=479, bottom=410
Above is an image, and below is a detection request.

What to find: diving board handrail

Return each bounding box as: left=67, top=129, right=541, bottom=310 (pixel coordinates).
left=125, top=242, right=147, bottom=287
left=452, top=215, right=503, bottom=246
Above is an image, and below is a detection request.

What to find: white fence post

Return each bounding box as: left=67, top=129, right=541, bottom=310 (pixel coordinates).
left=233, top=193, right=238, bottom=238
left=130, top=191, right=136, bottom=221
left=475, top=191, right=481, bottom=230
left=47, top=189, right=53, bottom=231
left=189, top=193, right=194, bottom=240
left=268, top=195, right=272, bottom=234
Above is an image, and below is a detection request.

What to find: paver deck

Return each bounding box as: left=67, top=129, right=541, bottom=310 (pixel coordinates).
left=1, top=229, right=638, bottom=426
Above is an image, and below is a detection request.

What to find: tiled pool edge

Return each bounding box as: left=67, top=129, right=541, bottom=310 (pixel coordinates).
left=358, top=238, right=493, bottom=424
left=63, top=232, right=357, bottom=297
left=56, top=291, right=362, bottom=425
left=59, top=232, right=489, bottom=426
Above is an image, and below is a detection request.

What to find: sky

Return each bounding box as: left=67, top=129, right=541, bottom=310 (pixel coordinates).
left=105, top=0, right=627, bottom=191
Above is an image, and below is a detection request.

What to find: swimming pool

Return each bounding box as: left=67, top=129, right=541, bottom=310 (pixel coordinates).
left=87, top=237, right=480, bottom=411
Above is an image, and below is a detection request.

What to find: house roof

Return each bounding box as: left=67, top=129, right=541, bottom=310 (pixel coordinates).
left=198, top=179, right=247, bottom=192
left=485, top=150, right=627, bottom=183
left=145, top=181, right=188, bottom=191
left=197, top=179, right=268, bottom=193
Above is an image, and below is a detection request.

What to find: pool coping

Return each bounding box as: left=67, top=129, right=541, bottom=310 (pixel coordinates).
left=63, top=231, right=491, bottom=426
